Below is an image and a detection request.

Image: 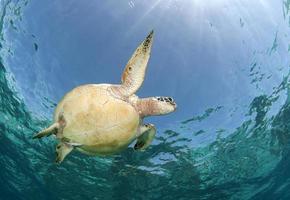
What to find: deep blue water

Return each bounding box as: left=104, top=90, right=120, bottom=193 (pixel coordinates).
left=0, top=0, right=290, bottom=199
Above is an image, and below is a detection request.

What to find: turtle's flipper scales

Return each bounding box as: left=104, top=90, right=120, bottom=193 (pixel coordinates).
left=32, top=123, right=59, bottom=139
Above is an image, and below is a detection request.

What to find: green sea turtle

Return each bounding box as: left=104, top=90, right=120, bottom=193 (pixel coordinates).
left=33, top=31, right=177, bottom=163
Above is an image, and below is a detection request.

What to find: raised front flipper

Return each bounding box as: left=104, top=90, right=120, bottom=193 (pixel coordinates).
left=134, top=123, right=156, bottom=151
left=112, top=31, right=154, bottom=97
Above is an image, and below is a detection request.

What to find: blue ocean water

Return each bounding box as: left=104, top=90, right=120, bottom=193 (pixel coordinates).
left=0, top=0, right=290, bottom=199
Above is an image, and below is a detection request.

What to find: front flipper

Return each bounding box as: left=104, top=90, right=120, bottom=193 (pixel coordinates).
left=134, top=123, right=156, bottom=151
left=55, top=142, right=74, bottom=164
left=112, top=31, right=154, bottom=97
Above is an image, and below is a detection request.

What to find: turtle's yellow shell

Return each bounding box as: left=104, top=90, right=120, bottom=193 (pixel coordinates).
left=54, top=84, right=140, bottom=155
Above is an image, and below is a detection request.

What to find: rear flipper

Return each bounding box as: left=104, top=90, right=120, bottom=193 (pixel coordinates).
left=32, top=123, right=59, bottom=139
left=33, top=113, right=66, bottom=139
left=55, top=142, right=82, bottom=164
left=55, top=142, right=73, bottom=164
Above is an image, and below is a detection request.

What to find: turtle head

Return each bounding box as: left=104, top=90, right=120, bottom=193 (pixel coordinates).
left=153, top=96, right=177, bottom=115
left=136, top=96, right=177, bottom=117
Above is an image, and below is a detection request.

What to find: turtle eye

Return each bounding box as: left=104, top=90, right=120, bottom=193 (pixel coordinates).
left=163, top=97, right=173, bottom=103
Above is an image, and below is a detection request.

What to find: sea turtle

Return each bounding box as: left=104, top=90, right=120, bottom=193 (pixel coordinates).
left=33, top=31, right=177, bottom=163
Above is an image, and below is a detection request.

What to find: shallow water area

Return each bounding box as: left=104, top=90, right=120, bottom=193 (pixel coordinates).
left=0, top=0, right=290, bottom=199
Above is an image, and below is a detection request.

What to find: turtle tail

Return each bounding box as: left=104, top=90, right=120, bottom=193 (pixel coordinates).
left=33, top=123, right=59, bottom=139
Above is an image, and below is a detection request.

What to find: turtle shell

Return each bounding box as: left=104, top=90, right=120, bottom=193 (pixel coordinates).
left=54, top=84, right=140, bottom=155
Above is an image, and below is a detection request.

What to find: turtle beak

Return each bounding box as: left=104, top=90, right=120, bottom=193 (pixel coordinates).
left=167, top=97, right=177, bottom=111
left=172, top=102, right=177, bottom=111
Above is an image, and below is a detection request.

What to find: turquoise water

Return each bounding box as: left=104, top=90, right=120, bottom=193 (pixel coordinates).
left=1, top=0, right=290, bottom=199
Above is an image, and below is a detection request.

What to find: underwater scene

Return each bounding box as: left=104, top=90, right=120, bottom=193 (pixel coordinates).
left=1, top=0, right=290, bottom=199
